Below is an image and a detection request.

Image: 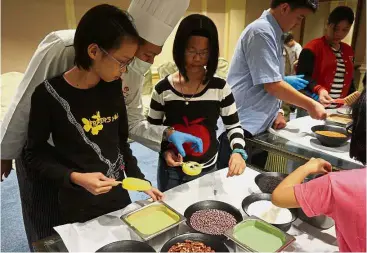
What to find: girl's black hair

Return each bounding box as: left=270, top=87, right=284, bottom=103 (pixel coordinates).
left=173, top=14, right=219, bottom=84
left=350, top=89, right=366, bottom=165
left=74, top=4, right=139, bottom=70
left=328, top=6, right=355, bottom=26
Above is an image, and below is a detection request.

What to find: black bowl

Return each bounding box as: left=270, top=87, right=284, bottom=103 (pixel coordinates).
left=160, top=233, right=229, bottom=252
left=241, top=193, right=297, bottom=232
left=254, top=172, right=288, bottom=194
left=311, top=125, right=350, bottom=147
left=297, top=174, right=335, bottom=230
left=297, top=208, right=335, bottom=230
left=96, top=240, right=155, bottom=252
left=184, top=200, right=243, bottom=240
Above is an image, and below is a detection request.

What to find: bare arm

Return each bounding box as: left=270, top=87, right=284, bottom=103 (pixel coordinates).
left=272, top=158, right=332, bottom=208
left=264, top=81, right=327, bottom=120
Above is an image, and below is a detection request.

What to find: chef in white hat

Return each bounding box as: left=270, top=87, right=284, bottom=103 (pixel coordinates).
left=0, top=0, right=197, bottom=246
left=124, top=0, right=201, bottom=154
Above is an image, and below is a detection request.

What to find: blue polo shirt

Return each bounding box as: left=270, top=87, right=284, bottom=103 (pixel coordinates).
left=227, top=10, right=285, bottom=135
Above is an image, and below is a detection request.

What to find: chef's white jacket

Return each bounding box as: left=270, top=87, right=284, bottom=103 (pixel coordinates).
left=1, top=30, right=165, bottom=160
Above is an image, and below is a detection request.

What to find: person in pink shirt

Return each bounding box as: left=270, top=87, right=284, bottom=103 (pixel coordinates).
left=272, top=89, right=366, bottom=252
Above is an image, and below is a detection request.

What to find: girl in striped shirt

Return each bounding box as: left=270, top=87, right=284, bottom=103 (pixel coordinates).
left=148, top=14, right=247, bottom=191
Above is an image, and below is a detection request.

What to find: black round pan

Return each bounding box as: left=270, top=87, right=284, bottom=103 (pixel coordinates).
left=311, top=125, right=350, bottom=147
left=160, top=233, right=229, bottom=252
left=298, top=174, right=335, bottom=230
left=254, top=172, right=288, bottom=194
left=242, top=193, right=297, bottom=232
left=96, top=240, right=155, bottom=252
left=184, top=200, right=243, bottom=240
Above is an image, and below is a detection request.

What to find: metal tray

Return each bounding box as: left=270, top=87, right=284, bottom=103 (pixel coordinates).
left=224, top=216, right=295, bottom=252
left=326, top=113, right=352, bottom=127
left=120, top=201, right=186, bottom=241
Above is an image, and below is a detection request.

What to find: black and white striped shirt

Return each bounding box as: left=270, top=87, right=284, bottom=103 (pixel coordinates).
left=148, top=75, right=245, bottom=165
left=329, top=47, right=346, bottom=108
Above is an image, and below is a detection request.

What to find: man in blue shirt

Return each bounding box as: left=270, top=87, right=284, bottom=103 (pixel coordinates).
left=218, top=0, right=326, bottom=168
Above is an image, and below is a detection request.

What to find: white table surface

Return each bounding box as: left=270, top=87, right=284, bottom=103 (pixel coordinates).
left=54, top=167, right=338, bottom=252
left=269, top=113, right=360, bottom=165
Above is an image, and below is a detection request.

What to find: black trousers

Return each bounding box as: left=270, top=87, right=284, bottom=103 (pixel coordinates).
left=16, top=153, right=62, bottom=251
left=217, top=131, right=268, bottom=170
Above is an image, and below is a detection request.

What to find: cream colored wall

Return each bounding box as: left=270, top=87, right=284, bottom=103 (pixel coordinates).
left=1, top=0, right=131, bottom=74
left=153, top=0, right=227, bottom=70
left=245, top=0, right=270, bottom=26
left=1, top=0, right=68, bottom=73
left=303, top=1, right=331, bottom=45
left=2, top=0, right=365, bottom=74
left=354, top=0, right=366, bottom=65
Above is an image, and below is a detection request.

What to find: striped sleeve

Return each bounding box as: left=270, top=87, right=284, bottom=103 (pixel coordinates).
left=220, top=83, right=246, bottom=150
left=147, top=87, right=164, bottom=125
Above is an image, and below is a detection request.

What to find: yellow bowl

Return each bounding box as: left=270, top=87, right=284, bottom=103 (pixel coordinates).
left=182, top=162, right=203, bottom=176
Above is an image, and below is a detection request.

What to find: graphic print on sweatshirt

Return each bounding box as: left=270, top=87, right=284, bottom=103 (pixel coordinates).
left=44, top=80, right=124, bottom=179
left=82, top=111, right=119, bottom=135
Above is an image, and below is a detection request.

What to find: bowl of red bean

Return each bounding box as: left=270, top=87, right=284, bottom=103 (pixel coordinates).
left=160, top=233, right=229, bottom=252
left=183, top=200, right=243, bottom=240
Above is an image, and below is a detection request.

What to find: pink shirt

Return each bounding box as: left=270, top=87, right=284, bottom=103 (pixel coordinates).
left=294, top=169, right=366, bottom=252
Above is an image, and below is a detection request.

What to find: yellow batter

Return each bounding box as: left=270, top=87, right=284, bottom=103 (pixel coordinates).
left=182, top=161, right=203, bottom=176
left=122, top=177, right=151, bottom=191
left=125, top=204, right=179, bottom=235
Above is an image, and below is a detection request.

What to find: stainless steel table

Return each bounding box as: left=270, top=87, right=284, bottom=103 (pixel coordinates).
left=246, top=132, right=363, bottom=171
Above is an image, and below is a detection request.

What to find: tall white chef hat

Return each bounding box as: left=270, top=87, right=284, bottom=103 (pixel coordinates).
left=128, top=0, right=190, bottom=46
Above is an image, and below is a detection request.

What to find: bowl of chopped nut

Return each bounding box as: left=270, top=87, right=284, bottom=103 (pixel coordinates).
left=160, top=232, right=229, bottom=252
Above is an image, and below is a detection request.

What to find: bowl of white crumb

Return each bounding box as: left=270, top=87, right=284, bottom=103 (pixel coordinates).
left=241, top=193, right=297, bottom=232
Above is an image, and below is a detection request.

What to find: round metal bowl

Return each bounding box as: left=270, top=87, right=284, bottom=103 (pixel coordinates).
left=184, top=200, right=243, bottom=240
left=160, top=232, right=229, bottom=252
left=96, top=240, right=155, bottom=252
left=311, top=125, right=350, bottom=147
left=298, top=174, right=335, bottom=230
left=254, top=172, right=288, bottom=194
left=297, top=208, right=335, bottom=230
left=242, top=193, right=297, bottom=232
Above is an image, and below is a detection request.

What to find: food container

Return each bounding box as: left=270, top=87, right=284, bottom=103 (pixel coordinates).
left=241, top=193, right=297, bottom=232
left=184, top=200, right=243, bottom=240
left=225, top=216, right=296, bottom=252
left=160, top=232, right=229, bottom=252
left=326, top=114, right=352, bottom=127
left=297, top=175, right=335, bottom=230
left=311, top=125, right=350, bottom=147
left=297, top=208, right=335, bottom=230
left=121, top=201, right=186, bottom=242
left=254, top=172, right=288, bottom=194
left=96, top=240, right=155, bottom=252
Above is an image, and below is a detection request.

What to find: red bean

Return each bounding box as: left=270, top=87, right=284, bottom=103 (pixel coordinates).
left=190, top=209, right=237, bottom=235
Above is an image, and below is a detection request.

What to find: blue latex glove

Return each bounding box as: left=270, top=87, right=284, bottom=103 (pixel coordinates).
left=305, top=90, right=319, bottom=101
left=284, top=75, right=309, bottom=90
left=168, top=131, right=203, bottom=157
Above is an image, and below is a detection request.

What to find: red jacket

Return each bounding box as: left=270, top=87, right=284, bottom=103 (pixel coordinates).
left=303, top=36, right=354, bottom=97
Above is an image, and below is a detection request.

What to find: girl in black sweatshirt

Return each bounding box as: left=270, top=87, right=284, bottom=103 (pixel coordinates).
left=24, top=4, right=163, bottom=224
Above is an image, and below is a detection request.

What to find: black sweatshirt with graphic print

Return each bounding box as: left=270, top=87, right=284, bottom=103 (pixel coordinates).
left=24, top=75, right=145, bottom=223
